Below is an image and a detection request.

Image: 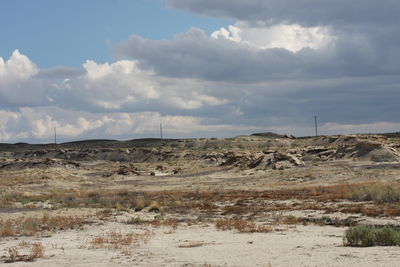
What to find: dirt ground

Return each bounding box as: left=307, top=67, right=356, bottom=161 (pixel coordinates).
left=1, top=133, right=400, bottom=266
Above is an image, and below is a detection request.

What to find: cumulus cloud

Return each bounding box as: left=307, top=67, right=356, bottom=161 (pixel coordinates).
left=211, top=22, right=335, bottom=52
left=0, top=50, right=51, bottom=107
left=160, top=1, right=400, bottom=81
left=115, top=26, right=398, bottom=82
left=115, top=28, right=302, bottom=82
left=0, top=50, right=227, bottom=113
left=77, top=59, right=159, bottom=110
left=0, top=49, right=39, bottom=82
left=2, top=46, right=400, bottom=142
left=0, top=51, right=244, bottom=142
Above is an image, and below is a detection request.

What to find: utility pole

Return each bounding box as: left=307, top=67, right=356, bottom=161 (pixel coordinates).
left=160, top=122, right=163, bottom=140
left=54, top=127, right=57, bottom=145
left=313, top=116, right=318, bottom=137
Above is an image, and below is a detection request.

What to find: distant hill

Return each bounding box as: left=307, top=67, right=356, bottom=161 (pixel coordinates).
left=251, top=132, right=288, bottom=138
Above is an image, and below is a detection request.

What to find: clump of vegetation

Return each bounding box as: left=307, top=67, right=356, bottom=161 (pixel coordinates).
left=133, top=197, right=146, bottom=211
left=152, top=218, right=179, bottom=229
left=350, top=184, right=400, bottom=203
left=88, top=230, right=152, bottom=250
left=125, top=216, right=149, bottom=225
left=0, top=214, right=85, bottom=237
left=4, top=242, right=45, bottom=263
left=114, top=202, right=129, bottom=212
left=148, top=201, right=163, bottom=212
left=344, top=225, right=400, bottom=247
left=215, top=219, right=272, bottom=233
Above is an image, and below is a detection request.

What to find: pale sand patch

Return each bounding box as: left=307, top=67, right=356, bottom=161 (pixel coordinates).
left=137, top=225, right=400, bottom=267
left=2, top=223, right=400, bottom=266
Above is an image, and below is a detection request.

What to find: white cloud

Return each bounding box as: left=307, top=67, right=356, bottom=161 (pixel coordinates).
left=0, top=50, right=49, bottom=107
left=1, top=48, right=400, bottom=142
left=80, top=59, right=159, bottom=109
left=211, top=22, right=335, bottom=52
left=0, top=109, right=29, bottom=142
left=0, top=107, right=260, bottom=142
left=0, top=49, right=39, bottom=83
left=0, top=50, right=227, bottom=113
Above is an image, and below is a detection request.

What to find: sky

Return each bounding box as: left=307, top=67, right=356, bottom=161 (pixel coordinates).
left=1, top=0, right=400, bottom=143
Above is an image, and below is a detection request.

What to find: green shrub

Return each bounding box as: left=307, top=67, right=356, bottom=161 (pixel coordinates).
left=344, top=225, right=400, bottom=247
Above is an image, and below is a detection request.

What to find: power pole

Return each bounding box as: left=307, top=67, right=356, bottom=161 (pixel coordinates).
left=54, top=127, right=57, bottom=145
left=313, top=116, right=318, bottom=137
left=160, top=122, right=163, bottom=140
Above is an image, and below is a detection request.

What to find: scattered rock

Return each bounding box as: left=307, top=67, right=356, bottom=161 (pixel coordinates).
left=334, top=141, right=400, bottom=162
left=222, top=151, right=304, bottom=170
left=172, top=168, right=182, bottom=174
left=116, top=164, right=140, bottom=175
left=155, top=165, right=166, bottom=171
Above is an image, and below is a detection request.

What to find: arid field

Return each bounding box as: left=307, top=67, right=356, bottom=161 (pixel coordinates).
left=1, top=132, right=400, bottom=266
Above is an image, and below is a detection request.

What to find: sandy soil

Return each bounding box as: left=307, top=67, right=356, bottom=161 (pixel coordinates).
left=2, top=222, right=400, bottom=267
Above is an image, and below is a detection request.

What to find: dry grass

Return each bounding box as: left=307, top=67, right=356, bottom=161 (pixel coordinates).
left=30, top=243, right=45, bottom=258
left=152, top=218, right=179, bottom=229
left=350, top=184, right=400, bottom=203
left=0, top=185, right=349, bottom=210
left=0, top=214, right=86, bottom=237
left=273, top=215, right=307, bottom=225
left=339, top=203, right=400, bottom=217
left=133, top=197, right=146, bottom=211
left=0, top=183, right=363, bottom=211
left=125, top=216, right=179, bottom=230
left=0, top=175, right=41, bottom=187
left=148, top=201, right=163, bottom=212
left=2, top=182, right=399, bottom=230
left=3, top=242, right=45, bottom=263
left=215, top=219, right=272, bottom=233
left=88, top=230, right=152, bottom=250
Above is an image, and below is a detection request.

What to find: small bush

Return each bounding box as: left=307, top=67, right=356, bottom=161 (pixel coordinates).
left=30, top=242, right=45, bottom=258
left=134, top=197, right=146, bottom=211
left=114, top=202, right=129, bottom=212
left=148, top=201, right=162, bottom=213
left=344, top=225, right=400, bottom=247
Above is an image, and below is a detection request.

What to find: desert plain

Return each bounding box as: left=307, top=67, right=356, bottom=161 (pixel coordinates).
left=1, top=132, right=400, bottom=266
